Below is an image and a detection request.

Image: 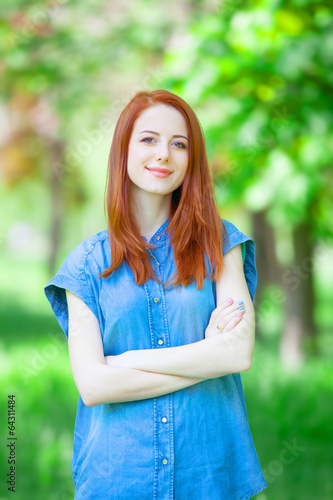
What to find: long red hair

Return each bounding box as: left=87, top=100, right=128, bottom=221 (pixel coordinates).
left=100, top=90, right=225, bottom=289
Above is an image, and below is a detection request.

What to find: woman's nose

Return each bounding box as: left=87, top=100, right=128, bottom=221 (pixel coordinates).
left=155, top=143, right=169, bottom=162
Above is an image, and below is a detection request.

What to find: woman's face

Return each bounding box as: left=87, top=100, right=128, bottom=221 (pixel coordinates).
left=127, top=104, right=189, bottom=200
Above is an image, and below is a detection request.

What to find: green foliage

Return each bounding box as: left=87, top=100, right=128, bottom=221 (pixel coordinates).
left=163, top=0, right=333, bottom=232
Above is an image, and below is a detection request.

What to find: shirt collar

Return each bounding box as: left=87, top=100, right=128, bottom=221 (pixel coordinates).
left=142, top=217, right=170, bottom=244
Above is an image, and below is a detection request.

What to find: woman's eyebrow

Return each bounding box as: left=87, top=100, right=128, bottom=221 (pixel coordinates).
left=139, top=130, right=189, bottom=141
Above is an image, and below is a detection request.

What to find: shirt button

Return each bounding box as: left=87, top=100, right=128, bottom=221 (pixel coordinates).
left=162, top=459, right=168, bottom=465
left=162, top=417, right=167, bottom=423
left=158, top=339, right=164, bottom=345
left=155, top=235, right=160, bottom=241
left=153, top=297, right=159, bottom=303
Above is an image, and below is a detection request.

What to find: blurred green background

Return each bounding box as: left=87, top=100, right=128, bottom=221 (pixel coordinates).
left=1, top=0, right=333, bottom=498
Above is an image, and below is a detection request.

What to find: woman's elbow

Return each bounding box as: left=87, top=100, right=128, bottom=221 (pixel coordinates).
left=79, top=369, right=120, bottom=407
left=81, top=385, right=110, bottom=407
left=240, top=341, right=254, bottom=372
left=82, top=397, right=94, bottom=408
left=77, top=381, right=97, bottom=407
left=230, top=330, right=254, bottom=373
left=76, top=371, right=105, bottom=407
left=81, top=390, right=97, bottom=407
left=241, top=354, right=253, bottom=372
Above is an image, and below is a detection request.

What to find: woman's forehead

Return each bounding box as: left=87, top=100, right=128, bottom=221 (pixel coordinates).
left=133, top=104, right=188, bottom=134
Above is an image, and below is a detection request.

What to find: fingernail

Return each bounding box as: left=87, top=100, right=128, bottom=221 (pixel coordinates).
left=237, top=312, right=243, bottom=318
left=226, top=298, right=233, bottom=304
left=238, top=306, right=245, bottom=311
left=237, top=300, right=243, bottom=305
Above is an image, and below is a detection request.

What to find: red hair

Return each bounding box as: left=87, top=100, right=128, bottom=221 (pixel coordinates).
left=99, top=89, right=225, bottom=289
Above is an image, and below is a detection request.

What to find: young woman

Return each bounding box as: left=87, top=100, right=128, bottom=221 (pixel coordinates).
left=45, top=90, right=267, bottom=499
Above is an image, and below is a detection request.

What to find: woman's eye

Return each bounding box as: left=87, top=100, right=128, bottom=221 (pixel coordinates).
left=141, top=137, right=156, bottom=144
left=173, top=141, right=186, bottom=149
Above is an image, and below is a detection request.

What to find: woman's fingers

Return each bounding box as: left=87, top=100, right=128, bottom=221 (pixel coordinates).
left=211, top=298, right=242, bottom=318
left=215, top=299, right=245, bottom=332
left=220, top=311, right=244, bottom=332
left=205, top=299, right=245, bottom=338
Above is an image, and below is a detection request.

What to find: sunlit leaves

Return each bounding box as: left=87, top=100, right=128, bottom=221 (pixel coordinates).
left=163, top=0, right=333, bottom=234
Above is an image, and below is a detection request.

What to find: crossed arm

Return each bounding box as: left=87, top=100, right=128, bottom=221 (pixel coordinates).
left=66, top=244, right=255, bottom=407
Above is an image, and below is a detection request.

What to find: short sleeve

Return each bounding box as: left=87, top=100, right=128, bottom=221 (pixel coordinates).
left=44, top=238, right=100, bottom=340
left=222, top=219, right=258, bottom=301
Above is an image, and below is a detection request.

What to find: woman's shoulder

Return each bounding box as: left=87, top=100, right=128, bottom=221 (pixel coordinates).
left=44, top=230, right=109, bottom=339
left=56, top=229, right=110, bottom=281
left=69, top=229, right=109, bottom=259
left=221, top=218, right=255, bottom=253
left=221, top=218, right=240, bottom=239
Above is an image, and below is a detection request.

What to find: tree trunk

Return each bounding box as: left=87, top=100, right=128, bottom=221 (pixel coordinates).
left=280, top=220, right=317, bottom=367
left=48, top=140, right=65, bottom=276
left=252, top=210, right=281, bottom=334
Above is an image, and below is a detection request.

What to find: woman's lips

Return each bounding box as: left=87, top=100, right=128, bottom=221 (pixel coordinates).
left=146, top=167, right=172, bottom=178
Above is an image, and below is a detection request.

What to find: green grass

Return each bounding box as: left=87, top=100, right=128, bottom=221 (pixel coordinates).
left=0, top=256, right=77, bottom=499
left=0, top=255, right=332, bottom=499
left=244, top=343, right=333, bottom=500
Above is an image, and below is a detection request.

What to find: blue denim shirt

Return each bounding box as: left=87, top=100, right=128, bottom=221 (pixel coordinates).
left=45, top=218, right=267, bottom=500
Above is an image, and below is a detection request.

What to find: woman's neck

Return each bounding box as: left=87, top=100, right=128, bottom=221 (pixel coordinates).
left=130, top=190, right=172, bottom=240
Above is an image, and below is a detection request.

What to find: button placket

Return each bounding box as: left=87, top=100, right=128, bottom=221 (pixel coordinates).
left=146, top=240, right=174, bottom=499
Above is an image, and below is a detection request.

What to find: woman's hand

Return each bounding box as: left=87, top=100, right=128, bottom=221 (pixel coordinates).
left=204, top=298, right=245, bottom=339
